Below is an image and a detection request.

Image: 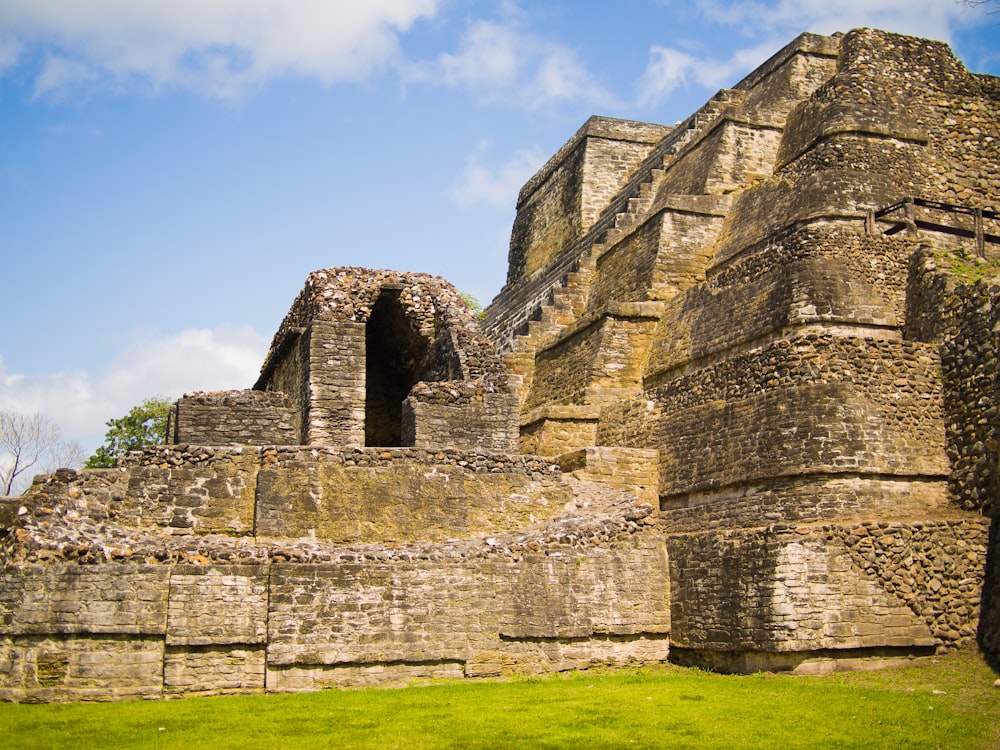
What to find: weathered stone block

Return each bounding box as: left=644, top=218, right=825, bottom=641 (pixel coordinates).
left=0, top=565, right=169, bottom=636
left=166, top=565, right=268, bottom=646
left=163, top=645, right=265, bottom=695
left=0, top=635, right=164, bottom=702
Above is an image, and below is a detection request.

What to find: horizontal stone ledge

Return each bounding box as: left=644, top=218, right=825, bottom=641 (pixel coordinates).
left=643, top=322, right=915, bottom=391
left=264, top=649, right=469, bottom=668
left=555, top=446, right=659, bottom=474
left=660, top=472, right=951, bottom=508
left=165, top=636, right=268, bottom=647
left=668, top=644, right=938, bottom=675
left=498, top=630, right=670, bottom=643
left=531, top=302, right=667, bottom=355
left=595, top=197, right=733, bottom=263
left=664, top=514, right=990, bottom=540
left=660, top=469, right=951, bottom=505
left=520, top=404, right=602, bottom=428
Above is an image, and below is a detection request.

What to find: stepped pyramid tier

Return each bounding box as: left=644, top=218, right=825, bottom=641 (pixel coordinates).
left=2, top=28, right=999, bottom=701
left=485, top=27, right=998, bottom=672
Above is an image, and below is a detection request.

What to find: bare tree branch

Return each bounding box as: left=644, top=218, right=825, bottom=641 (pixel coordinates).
left=0, top=411, right=84, bottom=496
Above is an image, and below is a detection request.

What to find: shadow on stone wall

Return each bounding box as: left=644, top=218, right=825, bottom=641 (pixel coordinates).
left=978, top=517, right=1000, bottom=673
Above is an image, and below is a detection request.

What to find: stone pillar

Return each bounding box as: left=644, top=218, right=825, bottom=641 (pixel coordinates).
left=307, top=320, right=366, bottom=445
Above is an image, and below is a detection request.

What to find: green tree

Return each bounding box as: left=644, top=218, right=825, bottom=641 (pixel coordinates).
left=85, top=396, right=172, bottom=468
left=461, top=292, right=487, bottom=322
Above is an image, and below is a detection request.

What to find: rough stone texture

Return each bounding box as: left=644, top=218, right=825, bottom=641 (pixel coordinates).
left=555, top=447, right=659, bottom=506
left=0, top=564, right=169, bottom=635
left=0, top=636, right=165, bottom=703
left=3, top=27, right=1000, bottom=701
left=668, top=519, right=987, bottom=673
left=253, top=447, right=570, bottom=543
left=253, top=269, right=513, bottom=449
left=507, top=117, right=671, bottom=285
left=520, top=406, right=600, bottom=458
left=484, top=27, right=999, bottom=673
left=167, top=391, right=298, bottom=446
left=403, top=389, right=519, bottom=453
left=0, top=473, right=665, bottom=700
left=166, top=565, right=269, bottom=646
left=981, top=520, right=1000, bottom=664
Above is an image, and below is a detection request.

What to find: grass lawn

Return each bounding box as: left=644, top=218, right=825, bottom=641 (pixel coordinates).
left=1, top=649, right=998, bottom=749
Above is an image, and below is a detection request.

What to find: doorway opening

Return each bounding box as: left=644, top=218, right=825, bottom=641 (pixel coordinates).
left=365, top=288, right=429, bottom=446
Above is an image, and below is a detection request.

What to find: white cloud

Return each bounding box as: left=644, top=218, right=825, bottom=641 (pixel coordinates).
left=449, top=142, right=547, bottom=210
left=637, top=40, right=778, bottom=108
left=0, top=324, right=268, bottom=452
left=0, top=36, right=22, bottom=74
left=407, top=19, right=617, bottom=111
left=0, top=0, right=442, bottom=98
left=694, top=0, right=978, bottom=42
left=638, top=0, right=984, bottom=110
left=637, top=46, right=698, bottom=108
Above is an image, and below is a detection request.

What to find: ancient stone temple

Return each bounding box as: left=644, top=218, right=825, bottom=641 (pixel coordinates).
left=2, top=28, right=999, bottom=701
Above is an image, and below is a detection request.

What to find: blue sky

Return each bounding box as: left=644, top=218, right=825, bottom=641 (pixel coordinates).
left=1, top=0, right=998, bottom=456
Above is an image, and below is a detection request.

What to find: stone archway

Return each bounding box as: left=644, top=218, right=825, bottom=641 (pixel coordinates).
left=364, top=287, right=429, bottom=446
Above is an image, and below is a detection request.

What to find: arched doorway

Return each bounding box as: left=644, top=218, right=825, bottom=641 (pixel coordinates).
left=364, top=287, right=429, bottom=446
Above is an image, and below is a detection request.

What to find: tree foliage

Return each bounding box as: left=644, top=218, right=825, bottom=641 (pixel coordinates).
left=0, top=411, right=85, bottom=496
left=461, top=292, right=487, bottom=322
left=85, top=396, right=172, bottom=468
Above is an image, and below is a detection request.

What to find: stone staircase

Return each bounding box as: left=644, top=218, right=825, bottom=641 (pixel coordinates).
left=489, top=90, right=746, bottom=407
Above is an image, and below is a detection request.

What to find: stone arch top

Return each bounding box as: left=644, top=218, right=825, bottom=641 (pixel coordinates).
left=250, top=268, right=516, bottom=450
left=258, top=268, right=508, bottom=390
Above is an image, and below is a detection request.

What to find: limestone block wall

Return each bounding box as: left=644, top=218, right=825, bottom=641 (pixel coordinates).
left=554, top=447, right=659, bottom=506
left=507, top=117, right=670, bottom=285
left=0, top=527, right=669, bottom=701
left=16, top=448, right=575, bottom=546
left=168, top=391, right=298, bottom=446
left=644, top=231, right=908, bottom=383
left=254, top=326, right=310, bottom=443
left=253, top=447, right=568, bottom=543
left=93, top=447, right=567, bottom=543
left=645, top=333, right=948, bottom=498
left=656, top=476, right=950, bottom=534
left=305, top=319, right=367, bottom=445
left=519, top=407, right=600, bottom=458
left=526, top=308, right=660, bottom=412
left=904, top=246, right=1000, bottom=662
left=724, top=30, right=997, bottom=269
left=654, top=119, right=781, bottom=199
left=646, top=33, right=837, bottom=205
left=981, top=522, right=1000, bottom=663
left=402, top=388, right=519, bottom=453
left=0, top=564, right=169, bottom=702
left=118, top=448, right=260, bottom=535
left=915, top=267, right=1000, bottom=515
left=587, top=200, right=726, bottom=310
left=734, top=33, right=840, bottom=122
left=668, top=518, right=989, bottom=673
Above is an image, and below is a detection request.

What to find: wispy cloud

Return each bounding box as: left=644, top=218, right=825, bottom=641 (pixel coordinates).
left=0, top=36, right=22, bottom=74
left=0, top=324, right=267, bottom=451
left=407, top=19, right=618, bottom=111
left=694, top=0, right=976, bottom=40
left=637, top=0, right=987, bottom=110
left=637, top=40, right=781, bottom=108
left=0, top=0, right=442, bottom=99
left=449, top=142, right=546, bottom=210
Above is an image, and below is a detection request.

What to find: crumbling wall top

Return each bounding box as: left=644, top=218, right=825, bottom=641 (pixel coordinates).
left=258, top=267, right=509, bottom=390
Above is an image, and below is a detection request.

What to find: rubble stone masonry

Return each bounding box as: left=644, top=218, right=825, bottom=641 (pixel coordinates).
left=3, top=27, right=1000, bottom=701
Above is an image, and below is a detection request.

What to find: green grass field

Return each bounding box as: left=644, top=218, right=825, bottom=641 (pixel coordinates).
left=2, top=649, right=998, bottom=749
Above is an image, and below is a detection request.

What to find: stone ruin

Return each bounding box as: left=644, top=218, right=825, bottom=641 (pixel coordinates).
left=1, top=27, right=999, bottom=701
